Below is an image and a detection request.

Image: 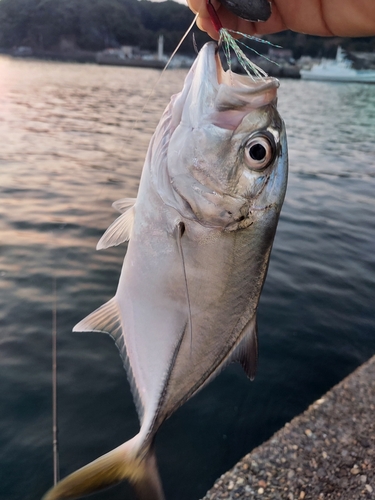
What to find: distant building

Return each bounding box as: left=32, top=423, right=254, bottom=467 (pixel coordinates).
left=268, top=48, right=294, bottom=63
left=121, top=46, right=140, bottom=58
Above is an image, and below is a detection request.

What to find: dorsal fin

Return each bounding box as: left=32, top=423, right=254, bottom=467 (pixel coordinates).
left=231, top=314, right=258, bottom=380
left=73, top=297, right=122, bottom=337
left=73, top=298, right=144, bottom=420
left=97, top=206, right=135, bottom=250
left=112, top=197, right=137, bottom=213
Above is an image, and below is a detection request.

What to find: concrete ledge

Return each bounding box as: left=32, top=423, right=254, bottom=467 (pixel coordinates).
left=202, top=355, right=375, bottom=500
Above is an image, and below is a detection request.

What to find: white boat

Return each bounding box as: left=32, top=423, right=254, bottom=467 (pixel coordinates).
left=300, top=47, right=375, bottom=83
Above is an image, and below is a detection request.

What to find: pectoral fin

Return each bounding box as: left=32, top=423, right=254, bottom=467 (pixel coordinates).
left=97, top=206, right=135, bottom=250
left=112, top=197, right=137, bottom=213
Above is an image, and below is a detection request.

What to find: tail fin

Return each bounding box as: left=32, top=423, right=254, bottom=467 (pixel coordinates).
left=42, top=436, right=164, bottom=500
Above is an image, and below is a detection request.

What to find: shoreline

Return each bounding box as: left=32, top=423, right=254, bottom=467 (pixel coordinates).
left=202, top=355, right=375, bottom=499
left=0, top=49, right=301, bottom=77
left=0, top=49, right=169, bottom=69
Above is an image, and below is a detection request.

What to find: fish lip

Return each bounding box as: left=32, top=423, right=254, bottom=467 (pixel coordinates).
left=214, top=44, right=225, bottom=85
left=224, top=216, right=254, bottom=231
left=223, top=202, right=279, bottom=231
left=195, top=41, right=231, bottom=88
left=199, top=41, right=223, bottom=88
left=185, top=42, right=280, bottom=131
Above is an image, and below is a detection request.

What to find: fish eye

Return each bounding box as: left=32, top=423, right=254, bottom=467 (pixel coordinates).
left=244, top=132, right=276, bottom=170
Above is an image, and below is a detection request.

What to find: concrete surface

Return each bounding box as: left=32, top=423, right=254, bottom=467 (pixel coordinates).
left=202, top=355, right=375, bottom=500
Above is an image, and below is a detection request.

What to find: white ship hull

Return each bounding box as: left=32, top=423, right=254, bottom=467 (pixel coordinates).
left=300, top=69, right=375, bottom=83
left=300, top=47, right=375, bottom=84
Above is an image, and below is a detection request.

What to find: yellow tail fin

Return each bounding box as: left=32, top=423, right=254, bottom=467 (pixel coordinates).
left=42, top=436, right=164, bottom=500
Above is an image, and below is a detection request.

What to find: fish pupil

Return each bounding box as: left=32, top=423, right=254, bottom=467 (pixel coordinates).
left=250, top=143, right=266, bottom=161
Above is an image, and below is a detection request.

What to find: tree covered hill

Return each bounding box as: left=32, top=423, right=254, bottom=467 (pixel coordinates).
left=0, top=0, right=374, bottom=58
left=0, top=0, right=203, bottom=53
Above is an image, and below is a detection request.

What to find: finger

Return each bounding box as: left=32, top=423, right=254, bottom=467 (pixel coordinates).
left=247, top=8, right=287, bottom=35
left=197, top=3, right=256, bottom=38
left=187, top=0, right=220, bottom=17
left=193, top=1, right=286, bottom=39
left=196, top=3, right=240, bottom=39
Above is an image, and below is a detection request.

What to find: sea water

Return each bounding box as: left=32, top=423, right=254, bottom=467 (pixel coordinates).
left=0, top=55, right=374, bottom=499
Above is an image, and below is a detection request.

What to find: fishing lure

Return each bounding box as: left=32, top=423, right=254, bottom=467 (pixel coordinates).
left=218, top=0, right=272, bottom=22
left=206, top=0, right=279, bottom=78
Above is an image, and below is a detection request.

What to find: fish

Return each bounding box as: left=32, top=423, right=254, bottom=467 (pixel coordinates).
left=43, top=41, right=288, bottom=500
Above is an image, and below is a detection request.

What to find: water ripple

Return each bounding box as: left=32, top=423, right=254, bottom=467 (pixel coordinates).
left=0, top=56, right=374, bottom=500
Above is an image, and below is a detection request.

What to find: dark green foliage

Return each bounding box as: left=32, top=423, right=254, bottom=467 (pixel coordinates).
left=0, top=0, right=197, bottom=52
left=0, top=0, right=373, bottom=55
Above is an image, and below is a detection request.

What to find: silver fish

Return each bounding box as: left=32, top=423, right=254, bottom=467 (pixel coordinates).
left=43, top=41, right=288, bottom=500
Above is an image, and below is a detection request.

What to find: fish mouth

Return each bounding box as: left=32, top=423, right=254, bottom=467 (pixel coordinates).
left=196, top=41, right=275, bottom=85
left=209, top=41, right=278, bottom=90
left=224, top=215, right=254, bottom=231
left=189, top=42, right=279, bottom=131
left=165, top=42, right=287, bottom=228
left=180, top=41, right=280, bottom=130
left=195, top=41, right=249, bottom=87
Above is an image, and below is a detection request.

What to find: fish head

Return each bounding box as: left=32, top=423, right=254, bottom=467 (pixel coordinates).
left=166, top=42, right=288, bottom=230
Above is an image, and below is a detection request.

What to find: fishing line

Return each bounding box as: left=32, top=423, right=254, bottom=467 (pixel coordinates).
left=162, top=14, right=199, bottom=73
left=101, top=14, right=198, bottom=243
left=52, top=278, right=60, bottom=485
left=132, top=13, right=198, bottom=134
left=114, top=13, right=198, bottom=196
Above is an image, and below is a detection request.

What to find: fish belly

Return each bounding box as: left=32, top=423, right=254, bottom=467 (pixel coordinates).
left=117, top=172, right=278, bottom=430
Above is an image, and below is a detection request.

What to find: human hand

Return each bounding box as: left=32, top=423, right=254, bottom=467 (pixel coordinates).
left=188, top=0, right=375, bottom=38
